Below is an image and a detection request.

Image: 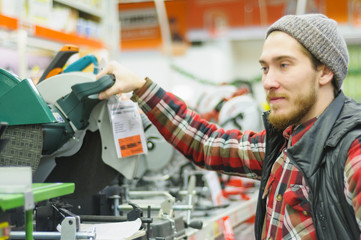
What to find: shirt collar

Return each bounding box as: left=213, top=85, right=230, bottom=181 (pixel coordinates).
left=282, top=117, right=318, bottom=146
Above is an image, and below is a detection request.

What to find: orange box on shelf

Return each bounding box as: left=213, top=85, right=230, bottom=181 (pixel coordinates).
left=0, top=14, right=18, bottom=31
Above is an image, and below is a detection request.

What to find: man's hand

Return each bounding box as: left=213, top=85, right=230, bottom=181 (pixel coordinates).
left=96, top=61, right=146, bottom=100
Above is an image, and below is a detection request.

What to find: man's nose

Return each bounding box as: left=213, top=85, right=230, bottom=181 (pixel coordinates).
left=263, top=68, right=280, bottom=90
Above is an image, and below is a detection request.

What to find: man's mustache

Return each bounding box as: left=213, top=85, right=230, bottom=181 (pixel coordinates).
left=266, top=93, right=288, bottom=102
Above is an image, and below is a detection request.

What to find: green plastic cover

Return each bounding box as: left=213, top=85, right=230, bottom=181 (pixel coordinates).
left=0, top=69, right=56, bottom=125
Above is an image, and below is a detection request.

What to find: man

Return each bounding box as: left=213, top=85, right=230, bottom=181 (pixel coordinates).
left=97, top=14, right=361, bottom=239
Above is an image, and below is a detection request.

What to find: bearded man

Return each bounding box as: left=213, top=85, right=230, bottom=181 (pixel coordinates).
left=98, top=14, right=361, bottom=239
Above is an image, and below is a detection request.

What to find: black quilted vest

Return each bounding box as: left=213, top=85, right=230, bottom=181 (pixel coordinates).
left=255, top=92, right=361, bottom=240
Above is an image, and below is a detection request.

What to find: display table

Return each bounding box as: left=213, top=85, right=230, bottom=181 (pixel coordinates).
left=186, top=192, right=258, bottom=240
left=0, top=183, right=75, bottom=240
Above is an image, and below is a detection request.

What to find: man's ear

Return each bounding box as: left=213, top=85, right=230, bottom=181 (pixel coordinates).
left=319, top=65, right=334, bottom=86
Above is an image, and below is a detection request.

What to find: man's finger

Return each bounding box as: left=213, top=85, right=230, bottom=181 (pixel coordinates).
left=98, top=84, right=121, bottom=100
left=98, top=89, right=110, bottom=100
left=96, top=66, right=109, bottom=80
left=96, top=62, right=116, bottom=80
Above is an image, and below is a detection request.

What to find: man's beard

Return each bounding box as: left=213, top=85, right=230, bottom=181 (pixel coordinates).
left=267, top=84, right=317, bottom=130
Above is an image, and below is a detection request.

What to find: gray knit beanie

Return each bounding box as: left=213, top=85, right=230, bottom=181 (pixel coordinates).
left=266, top=14, right=349, bottom=90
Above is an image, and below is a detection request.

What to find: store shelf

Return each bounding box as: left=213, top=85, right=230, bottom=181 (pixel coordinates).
left=0, top=14, right=104, bottom=49
left=186, top=27, right=268, bottom=42
left=54, top=0, right=103, bottom=18
left=34, top=25, right=104, bottom=49
left=339, top=24, right=361, bottom=44
left=187, top=24, right=361, bottom=44
left=0, top=183, right=75, bottom=211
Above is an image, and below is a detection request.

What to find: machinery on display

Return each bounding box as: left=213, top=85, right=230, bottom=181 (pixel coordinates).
left=0, top=45, right=259, bottom=240
left=195, top=83, right=263, bottom=132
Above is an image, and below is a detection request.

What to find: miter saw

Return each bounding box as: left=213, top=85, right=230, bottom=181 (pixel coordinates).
left=0, top=43, right=148, bottom=193
left=0, top=45, right=144, bottom=233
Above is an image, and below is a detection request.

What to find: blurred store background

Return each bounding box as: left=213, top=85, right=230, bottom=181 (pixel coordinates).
left=1, top=1, right=361, bottom=239
left=0, top=0, right=360, bottom=107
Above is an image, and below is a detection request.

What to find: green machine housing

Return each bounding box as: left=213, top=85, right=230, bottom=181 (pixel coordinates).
left=0, top=68, right=115, bottom=155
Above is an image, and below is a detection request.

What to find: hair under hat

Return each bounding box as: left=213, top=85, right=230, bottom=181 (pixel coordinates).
left=266, top=14, right=349, bottom=90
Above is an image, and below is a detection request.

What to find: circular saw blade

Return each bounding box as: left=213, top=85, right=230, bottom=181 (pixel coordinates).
left=36, top=72, right=95, bottom=104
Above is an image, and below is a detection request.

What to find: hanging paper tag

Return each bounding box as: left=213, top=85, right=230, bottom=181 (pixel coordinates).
left=107, top=96, right=148, bottom=158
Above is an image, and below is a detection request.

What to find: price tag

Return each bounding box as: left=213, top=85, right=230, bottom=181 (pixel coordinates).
left=222, top=216, right=234, bottom=240
left=108, top=96, right=148, bottom=158
left=205, top=171, right=234, bottom=240
left=204, top=171, right=224, bottom=205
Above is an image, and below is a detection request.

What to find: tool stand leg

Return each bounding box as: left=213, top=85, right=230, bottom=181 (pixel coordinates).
left=25, top=210, right=33, bottom=240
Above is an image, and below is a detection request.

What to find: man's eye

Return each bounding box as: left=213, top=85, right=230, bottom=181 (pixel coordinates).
left=261, top=67, right=268, bottom=72
left=280, top=63, right=288, bottom=68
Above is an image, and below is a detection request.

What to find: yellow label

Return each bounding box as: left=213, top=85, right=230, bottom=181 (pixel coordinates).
left=0, top=221, right=10, bottom=239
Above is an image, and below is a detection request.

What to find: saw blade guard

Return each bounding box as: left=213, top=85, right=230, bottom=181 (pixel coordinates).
left=0, top=68, right=56, bottom=125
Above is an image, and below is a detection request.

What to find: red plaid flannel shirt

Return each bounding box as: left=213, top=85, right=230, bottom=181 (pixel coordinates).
left=131, top=78, right=361, bottom=239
